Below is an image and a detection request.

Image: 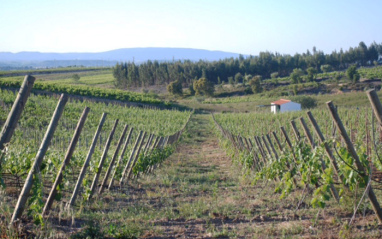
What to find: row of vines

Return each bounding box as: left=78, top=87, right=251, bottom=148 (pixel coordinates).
left=213, top=90, right=382, bottom=227
left=0, top=77, right=164, bottom=105
left=0, top=76, right=192, bottom=234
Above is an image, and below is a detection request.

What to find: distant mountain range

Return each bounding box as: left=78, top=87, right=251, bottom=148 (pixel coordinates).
left=0, top=48, right=246, bottom=69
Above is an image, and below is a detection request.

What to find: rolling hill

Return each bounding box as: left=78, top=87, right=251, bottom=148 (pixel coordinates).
left=0, top=48, right=246, bottom=68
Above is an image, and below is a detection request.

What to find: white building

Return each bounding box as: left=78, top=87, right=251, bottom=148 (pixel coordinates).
left=271, top=99, right=301, bottom=114
left=378, top=55, right=382, bottom=64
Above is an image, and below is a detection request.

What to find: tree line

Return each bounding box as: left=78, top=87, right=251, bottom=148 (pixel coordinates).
left=113, top=41, right=382, bottom=88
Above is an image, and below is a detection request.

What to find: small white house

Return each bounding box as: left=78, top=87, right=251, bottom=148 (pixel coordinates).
left=271, top=99, right=301, bottom=114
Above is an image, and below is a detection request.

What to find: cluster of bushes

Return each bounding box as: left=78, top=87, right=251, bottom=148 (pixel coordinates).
left=167, top=77, right=215, bottom=97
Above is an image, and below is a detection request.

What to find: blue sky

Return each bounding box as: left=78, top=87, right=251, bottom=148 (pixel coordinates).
left=0, top=0, right=381, bottom=55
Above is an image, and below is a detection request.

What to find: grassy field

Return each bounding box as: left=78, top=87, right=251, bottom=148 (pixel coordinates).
left=177, top=90, right=380, bottom=114
left=0, top=70, right=115, bottom=88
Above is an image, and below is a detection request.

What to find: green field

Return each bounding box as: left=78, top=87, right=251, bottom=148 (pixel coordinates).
left=0, top=69, right=116, bottom=93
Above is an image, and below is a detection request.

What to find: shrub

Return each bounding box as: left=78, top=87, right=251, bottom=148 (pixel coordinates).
left=320, top=64, right=332, bottom=74
left=167, top=80, right=183, bottom=95
left=346, top=65, right=360, bottom=83
left=290, top=68, right=304, bottom=84
left=249, top=75, right=262, bottom=93
left=244, top=86, right=253, bottom=94
left=270, top=72, right=279, bottom=79
left=292, top=95, right=317, bottom=109
left=193, top=78, right=214, bottom=96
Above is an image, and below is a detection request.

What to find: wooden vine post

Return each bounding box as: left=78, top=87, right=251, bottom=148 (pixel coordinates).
left=261, top=135, right=272, bottom=160
left=299, top=117, right=340, bottom=202
left=142, top=134, right=154, bottom=155
left=108, top=127, right=134, bottom=190
left=327, top=101, right=382, bottom=223
left=99, top=124, right=129, bottom=194
left=126, top=132, right=147, bottom=179
left=247, top=138, right=261, bottom=170
left=266, top=134, right=278, bottom=159
left=272, top=130, right=298, bottom=185
left=148, top=136, right=163, bottom=173
left=157, top=135, right=170, bottom=169
left=254, top=136, right=267, bottom=165
left=280, top=126, right=293, bottom=150
left=367, top=89, right=382, bottom=125
left=136, top=134, right=154, bottom=178
left=10, top=94, right=68, bottom=226
left=243, top=138, right=251, bottom=152
left=43, top=107, right=90, bottom=215
left=299, top=118, right=315, bottom=147
left=280, top=126, right=300, bottom=173
left=306, top=111, right=345, bottom=184
left=120, top=131, right=143, bottom=186
left=0, top=75, right=35, bottom=150
left=88, top=119, right=119, bottom=200
left=68, top=113, right=107, bottom=208
left=271, top=131, right=283, bottom=152
left=290, top=120, right=301, bottom=142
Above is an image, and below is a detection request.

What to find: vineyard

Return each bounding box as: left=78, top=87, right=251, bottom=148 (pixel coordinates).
left=0, top=67, right=111, bottom=77
left=213, top=89, right=382, bottom=230
left=0, top=76, right=192, bottom=237
left=0, top=77, right=164, bottom=105
left=3, top=74, right=382, bottom=237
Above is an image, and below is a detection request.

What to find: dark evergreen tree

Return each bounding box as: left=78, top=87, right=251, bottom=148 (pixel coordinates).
left=111, top=41, right=382, bottom=89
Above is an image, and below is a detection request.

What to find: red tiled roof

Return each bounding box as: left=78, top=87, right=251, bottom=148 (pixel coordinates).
left=271, top=99, right=291, bottom=105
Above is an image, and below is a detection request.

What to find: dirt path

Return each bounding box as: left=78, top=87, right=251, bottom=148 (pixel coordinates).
left=150, top=114, right=237, bottom=238
left=133, top=113, right=315, bottom=238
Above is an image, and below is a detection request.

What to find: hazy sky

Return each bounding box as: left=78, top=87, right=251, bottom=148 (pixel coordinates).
left=0, top=0, right=381, bottom=55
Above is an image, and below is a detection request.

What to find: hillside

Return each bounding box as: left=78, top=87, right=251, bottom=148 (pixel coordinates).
left=0, top=48, right=245, bottom=68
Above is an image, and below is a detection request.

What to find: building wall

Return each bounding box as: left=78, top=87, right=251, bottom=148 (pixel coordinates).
left=280, top=102, right=301, bottom=112
left=271, top=104, right=279, bottom=114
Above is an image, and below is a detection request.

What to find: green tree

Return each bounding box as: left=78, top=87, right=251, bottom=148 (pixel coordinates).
left=292, top=84, right=298, bottom=95
left=112, top=63, right=128, bottom=88
left=128, top=63, right=139, bottom=86
left=167, top=80, right=183, bottom=95
left=110, top=41, right=382, bottom=88
left=234, top=72, right=243, bottom=84
left=320, top=64, right=332, bottom=74
left=270, top=72, right=279, bottom=79
left=358, top=41, right=368, bottom=65
left=306, top=67, right=317, bottom=82
left=290, top=68, right=303, bottom=84
left=292, top=95, right=317, bottom=109
left=346, top=65, right=360, bottom=83
left=334, top=72, right=342, bottom=82
left=249, top=75, right=262, bottom=93
left=193, top=78, right=214, bottom=96
left=244, top=74, right=252, bottom=85
left=189, top=79, right=196, bottom=95
left=228, top=76, right=234, bottom=86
